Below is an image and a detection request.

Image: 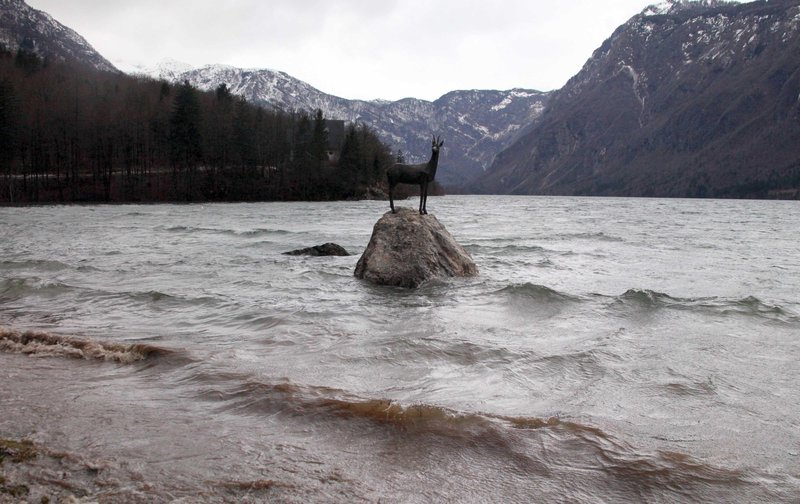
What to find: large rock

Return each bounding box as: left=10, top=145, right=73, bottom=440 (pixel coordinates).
left=354, top=208, right=478, bottom=288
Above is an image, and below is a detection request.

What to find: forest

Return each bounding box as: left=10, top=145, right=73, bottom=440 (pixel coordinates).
left=0, top=45, right=398, bottom=204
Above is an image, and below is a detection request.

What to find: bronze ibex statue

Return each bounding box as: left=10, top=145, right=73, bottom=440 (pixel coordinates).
left=387, top=135, right=444, bottom=215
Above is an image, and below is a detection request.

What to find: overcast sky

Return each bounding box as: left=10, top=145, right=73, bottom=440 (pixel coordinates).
left=29, top=0, right=669, bottom=101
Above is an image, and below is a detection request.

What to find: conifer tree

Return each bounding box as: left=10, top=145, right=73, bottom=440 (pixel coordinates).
left=0, top=79, right=19, bottom=201
left=169, top=81, right=202, bottom=199
left=311, top=108, right=328, bottom=163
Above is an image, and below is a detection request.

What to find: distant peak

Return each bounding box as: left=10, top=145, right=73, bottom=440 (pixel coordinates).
left=641, top=0, right=734, bottom=16
left=197, top=63, right=236, bottom=70
left=152, top=58, right=194, bottom=72
left=134, top=58, right=194, bottom=79
left=198, top=62, right=286, bottom=75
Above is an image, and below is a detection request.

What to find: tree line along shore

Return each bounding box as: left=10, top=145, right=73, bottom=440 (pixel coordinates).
left=0, top=45, right=435, bottom=205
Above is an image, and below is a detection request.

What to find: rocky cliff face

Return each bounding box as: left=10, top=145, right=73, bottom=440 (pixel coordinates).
left=142, top=62, right=549, bottom=188
left=0, top=0, right=117, bottom=73
left=475, top=0, right=800, bottom=198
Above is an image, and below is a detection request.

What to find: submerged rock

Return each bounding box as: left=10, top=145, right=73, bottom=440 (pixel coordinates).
left=283, top=243, right=350, bottom=256
left=354, top=208, right=478, bottom=288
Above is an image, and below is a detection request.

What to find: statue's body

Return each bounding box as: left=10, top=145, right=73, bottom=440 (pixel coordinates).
left=386, top=136, right=444, bottom=215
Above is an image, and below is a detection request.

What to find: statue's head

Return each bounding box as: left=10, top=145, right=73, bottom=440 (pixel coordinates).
left=431, top=135, right=444, bottom=153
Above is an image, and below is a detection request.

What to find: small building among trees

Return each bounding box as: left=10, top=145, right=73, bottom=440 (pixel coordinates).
left=324, top=120, right=345, bottom=163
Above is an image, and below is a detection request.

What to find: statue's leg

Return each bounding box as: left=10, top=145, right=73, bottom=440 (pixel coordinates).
left=419, top=183, right=425, bottom=214
left=421, top=182, right=428, bottom=214
left=389, top=182, right=396, bottom=213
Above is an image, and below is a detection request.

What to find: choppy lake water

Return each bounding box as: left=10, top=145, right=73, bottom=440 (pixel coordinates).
left=1, top=196, right=799, bottom=502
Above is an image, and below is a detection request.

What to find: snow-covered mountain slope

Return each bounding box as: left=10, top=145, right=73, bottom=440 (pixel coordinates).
left=476, top=0, right=800, bottom=198
left=0, top=0, right=117, bottom=73
left=142, top=61, right=549, bottom=187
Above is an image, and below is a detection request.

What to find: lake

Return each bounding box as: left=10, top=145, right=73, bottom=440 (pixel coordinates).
left=1, top=196, right=798, bottom=502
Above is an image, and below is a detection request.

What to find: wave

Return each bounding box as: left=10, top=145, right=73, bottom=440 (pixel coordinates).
left=559, top=231, right=625, bottom=242
left=0, top=276, right=224, bottom=317
left=325, top=398, right=752, bottom=490
left=725, top=295, right=796, bottom=320
left=0, top=277, right=77, bottom=300
left=1, top=326, right=754, bottom=495
left=496, top=283, right=582, bottom=304
left=596, top=447, right=749, bottom=490
left=195, top=375, right=607, bottom=440
left=465, top=243, right=550, bottom=254
left=0, top=259, right=72, bottom=271
left=607, top=289, right=799, bottom=324
left=116, top=289, right=218, bottom=307
left=163, top=225, right=297, bottom=237
left=94, top=289, right=223, bottom=311
left=367, top=338, right=524, bottom=368
left=661, top=380, right=717, bottom=397
left=239, top=228, right=296, bottom=237
left=0, top=259, right=101, bottom=274
left=617, top=288, right=681, bottom=307
left=0, top=327, right=176, bottom=364
left=189, top=374, right=752, bottom=491
left=134, top=290, right=176, bottom=303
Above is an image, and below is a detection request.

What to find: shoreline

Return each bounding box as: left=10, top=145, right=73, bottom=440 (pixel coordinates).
left=0, top=435, right=290, bottom=503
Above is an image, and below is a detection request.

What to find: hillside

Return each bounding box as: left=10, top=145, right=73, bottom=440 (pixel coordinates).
left=0, top=52, right=394, bottom=204
left=0, top=0, right=116, bottom=72
left=2, top=0, right=549, bottom=190
left=143, top=62, right=549, bottom=187
left=475, top=0, right=800, bottom=198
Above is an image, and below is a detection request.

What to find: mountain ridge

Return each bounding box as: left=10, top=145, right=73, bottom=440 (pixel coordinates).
left=140, top=60, right=550, bottom=187
left=1, top=0, right=549, bottom=190
left=474, top=0, right=800, bottom=198
left=6, top=0, right=797, bottom=199
left=0, top=0, right=117, bottom=72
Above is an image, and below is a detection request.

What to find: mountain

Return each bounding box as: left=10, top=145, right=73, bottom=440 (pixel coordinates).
left=142, top=61, right=549, bottom=187
left=474, top=0, right=800, bottom=198
left=0, top=0, right=117, bottom=73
